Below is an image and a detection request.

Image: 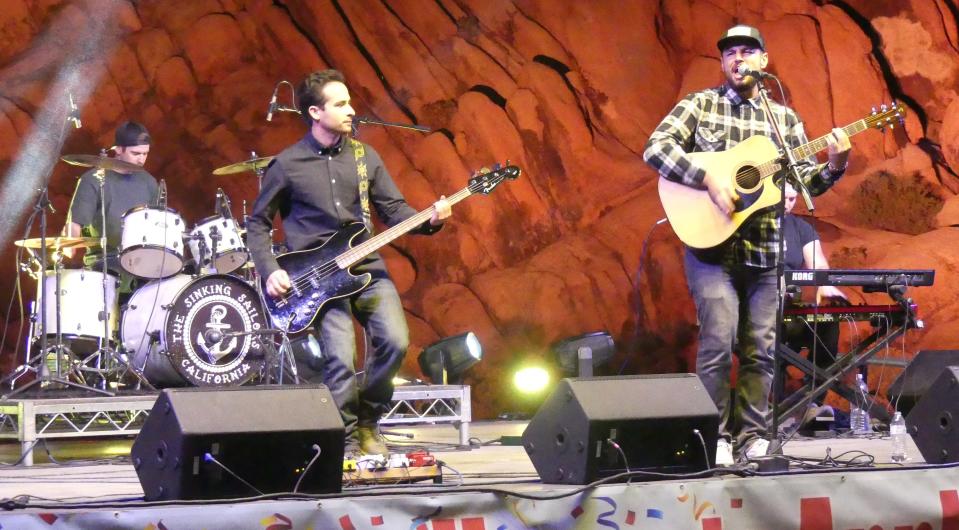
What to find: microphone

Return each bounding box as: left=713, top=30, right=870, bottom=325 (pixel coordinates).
left=215, top=188, right=232, bottom=218
left=67, top=93, right=82, bottom=129
left=157, top=179, right=167, bottom=208
left=266, top=86, right=278, bottom=122
left=736, top=63, right=773, bottom=79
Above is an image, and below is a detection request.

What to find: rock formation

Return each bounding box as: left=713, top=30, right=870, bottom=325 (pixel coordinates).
left=0, top=0, right=956, bottom=418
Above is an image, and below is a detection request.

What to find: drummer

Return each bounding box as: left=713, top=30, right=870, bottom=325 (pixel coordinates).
left=63, top=121, right=158, bottom=293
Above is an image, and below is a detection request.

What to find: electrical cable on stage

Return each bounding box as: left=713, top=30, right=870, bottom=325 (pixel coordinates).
left=292, top=444, right=322, bottom=493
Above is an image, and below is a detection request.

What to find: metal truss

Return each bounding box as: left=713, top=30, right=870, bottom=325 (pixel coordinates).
left=380, top=385, right=472, bottom=446
left=0, top=385, right=473, bottom=466
left=0, top=395, right=157, bottom=466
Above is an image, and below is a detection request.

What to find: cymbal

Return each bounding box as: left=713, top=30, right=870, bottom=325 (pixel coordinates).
left=14, top=236, right=100, bottom=250
left=61, top=154, right=143, bottom=173
left=213, top=156, right=274, bottom=175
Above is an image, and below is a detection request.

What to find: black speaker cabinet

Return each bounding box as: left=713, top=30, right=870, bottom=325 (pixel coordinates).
left=132, top=385, right=345, bottom=500
left=522, top=374, right=719, bottom=484
left=888, top=350, right=959, bottom=414
left=906, top=366, right=959, bottom=464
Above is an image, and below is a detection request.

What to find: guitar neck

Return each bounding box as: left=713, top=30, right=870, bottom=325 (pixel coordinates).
left=791, top=118, right=870, bottom=162
left=335, top=185, right=473, bottom=269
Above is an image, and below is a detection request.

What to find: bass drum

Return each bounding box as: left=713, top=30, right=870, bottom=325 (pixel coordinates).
left=120, top=274, right=268, bottom=387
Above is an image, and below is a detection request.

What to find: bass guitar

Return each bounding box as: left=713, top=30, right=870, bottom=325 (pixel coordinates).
left=263, top=164, right=521, bottom=333
left=658, top=102, right=905, bottom=249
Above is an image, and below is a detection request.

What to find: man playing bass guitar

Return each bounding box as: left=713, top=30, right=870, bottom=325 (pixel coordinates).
left=643, top=25, right=851, bottom=464
left=247, top=69, right=452, bottom=457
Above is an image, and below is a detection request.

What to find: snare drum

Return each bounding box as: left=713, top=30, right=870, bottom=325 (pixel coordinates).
left=120, top=274, right=267, bottom=387
left=120, top=205, right=185, bottom=279
left=188, top=215, right=248, bottom=274
left=37, top=269, right=118, bottom=354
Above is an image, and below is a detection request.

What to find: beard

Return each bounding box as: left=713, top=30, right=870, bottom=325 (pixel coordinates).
left=726, top=71, right=758, bottom=94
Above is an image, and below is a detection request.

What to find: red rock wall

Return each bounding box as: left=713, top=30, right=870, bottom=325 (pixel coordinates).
left=0, top=0, right=957, bottom=418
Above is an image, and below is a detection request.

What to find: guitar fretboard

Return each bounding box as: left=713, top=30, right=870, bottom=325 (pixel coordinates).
left=793, top=119, right=869, bottom=161
left=334, top=185, right=474, bottom=270
left=752, top=118, right=873, bottom=180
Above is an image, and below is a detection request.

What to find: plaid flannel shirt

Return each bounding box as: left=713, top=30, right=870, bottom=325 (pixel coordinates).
left=644, top=85, right=844, bottom=268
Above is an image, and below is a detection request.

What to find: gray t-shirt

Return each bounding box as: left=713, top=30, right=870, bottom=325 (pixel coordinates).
left=68, top=168, right=159, bottom=260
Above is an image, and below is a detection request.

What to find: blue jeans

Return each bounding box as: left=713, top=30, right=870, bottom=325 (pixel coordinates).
left=684, top=249, right=778, bottom=446
left=314, top=275, right=409, bottom=436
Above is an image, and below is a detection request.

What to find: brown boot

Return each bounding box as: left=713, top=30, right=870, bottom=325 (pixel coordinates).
left=357, top=426, right=389, bottom=456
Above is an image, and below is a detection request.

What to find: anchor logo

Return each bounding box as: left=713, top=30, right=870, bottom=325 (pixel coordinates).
left=196, top=305, right=237, bottom=362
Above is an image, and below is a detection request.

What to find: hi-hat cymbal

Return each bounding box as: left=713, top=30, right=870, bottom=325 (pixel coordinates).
left=212, top=156, right=275, bottom=175
left=61, top=154, right=143, bottom=173
left=14, top=236, right=100, bottom=250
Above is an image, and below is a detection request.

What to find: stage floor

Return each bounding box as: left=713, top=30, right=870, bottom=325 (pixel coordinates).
left=0, top=419, right=929, bottom=501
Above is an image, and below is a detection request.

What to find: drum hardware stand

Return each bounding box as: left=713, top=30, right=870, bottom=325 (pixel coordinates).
left=82, top=159, right=154, bottom=394
left=3, top=177, right=111, bottom=398
left=192, top=232, right=215, bottom=275
left=214, top=327, right=299, bottom=384
left=208, top=225, right=221, bottom=273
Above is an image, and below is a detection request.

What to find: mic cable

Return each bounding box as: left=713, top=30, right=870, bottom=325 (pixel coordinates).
left=606, top=438, right=631, bottom=473
left=293, top=444, right=322, bottom=493
left=203, top=453, right=264, bottom=496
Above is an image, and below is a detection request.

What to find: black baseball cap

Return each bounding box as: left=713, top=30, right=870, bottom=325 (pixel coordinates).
left=115, top=121, right=151, bottom=147
left=717, top=25, right=765, bottom=51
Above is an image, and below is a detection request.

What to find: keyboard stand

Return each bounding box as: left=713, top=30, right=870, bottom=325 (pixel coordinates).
left=775, top=294, right=921, bottom=425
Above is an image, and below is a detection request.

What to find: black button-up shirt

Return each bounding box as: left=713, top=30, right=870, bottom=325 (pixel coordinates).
left=246, top=133, right=439, bottom=278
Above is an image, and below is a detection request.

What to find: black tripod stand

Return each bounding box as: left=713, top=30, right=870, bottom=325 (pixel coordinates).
left=3, top=187, right=113, bottom=398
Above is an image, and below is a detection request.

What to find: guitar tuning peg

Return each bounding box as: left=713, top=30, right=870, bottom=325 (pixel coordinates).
left=881, top=103, right=888, bottom=112
left=872, top=106, right=877, bottom=115
left=493, top=162, right=501, bottom=171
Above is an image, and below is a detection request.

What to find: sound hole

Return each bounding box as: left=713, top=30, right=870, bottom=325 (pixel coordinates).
left=735, top=165, right=760, bottom=190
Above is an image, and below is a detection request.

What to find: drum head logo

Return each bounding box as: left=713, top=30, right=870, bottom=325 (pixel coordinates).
left=166, top=276, right=267, bottom=386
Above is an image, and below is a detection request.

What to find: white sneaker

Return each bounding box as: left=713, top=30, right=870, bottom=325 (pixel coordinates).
left=743, top=438, right=770, bottom=460
left=715, top=439, right=734, bottom=466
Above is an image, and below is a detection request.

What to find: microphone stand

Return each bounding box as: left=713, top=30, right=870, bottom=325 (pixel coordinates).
left=755, top=74, right=813, bottom=456
left=4, top=131, right=111, bottom=398
left=352, top=116, right=432, bottom=136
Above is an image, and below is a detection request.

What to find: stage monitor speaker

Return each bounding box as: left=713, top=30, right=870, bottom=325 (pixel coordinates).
left=888, top=350, right=959, bottom=414
left=522, top=374, right=719, bottom=485
left=131, top=385, right=345, bottom=500
left=906, top=366, right=959, bottom=464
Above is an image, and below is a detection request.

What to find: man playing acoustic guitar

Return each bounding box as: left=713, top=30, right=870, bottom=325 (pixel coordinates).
left=247, top=70, right=452, bottom=457
left=643, top=25, right=851, bottom=464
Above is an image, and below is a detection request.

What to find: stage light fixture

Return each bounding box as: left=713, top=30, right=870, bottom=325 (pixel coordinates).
left=552, top=331, right=615, bottom=377
left=417, top=332, right=482, bottom=384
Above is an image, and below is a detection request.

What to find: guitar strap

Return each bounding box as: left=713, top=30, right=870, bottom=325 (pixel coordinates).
left=351, top=138, right=373, bottom=232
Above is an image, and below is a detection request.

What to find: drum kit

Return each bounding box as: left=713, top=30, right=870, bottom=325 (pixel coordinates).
left=2, top=151, right=301, bottom=397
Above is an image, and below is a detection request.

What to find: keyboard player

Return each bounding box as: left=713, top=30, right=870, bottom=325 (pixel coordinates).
left=780, top=183, right=848, bottom=395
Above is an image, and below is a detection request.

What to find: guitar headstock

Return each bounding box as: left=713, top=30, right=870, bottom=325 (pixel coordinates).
left=866, top=101, right=906, bottom=132
left=468, top=161, right=521, bottom=195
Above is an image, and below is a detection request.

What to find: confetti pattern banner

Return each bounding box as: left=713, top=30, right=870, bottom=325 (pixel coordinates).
left=1, top=466, right=958, bottom=529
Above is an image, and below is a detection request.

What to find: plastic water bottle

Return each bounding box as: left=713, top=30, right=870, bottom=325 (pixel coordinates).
left=851, top=373, right=872, bottom=436
left=890, top=411, right=908, bottom=462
